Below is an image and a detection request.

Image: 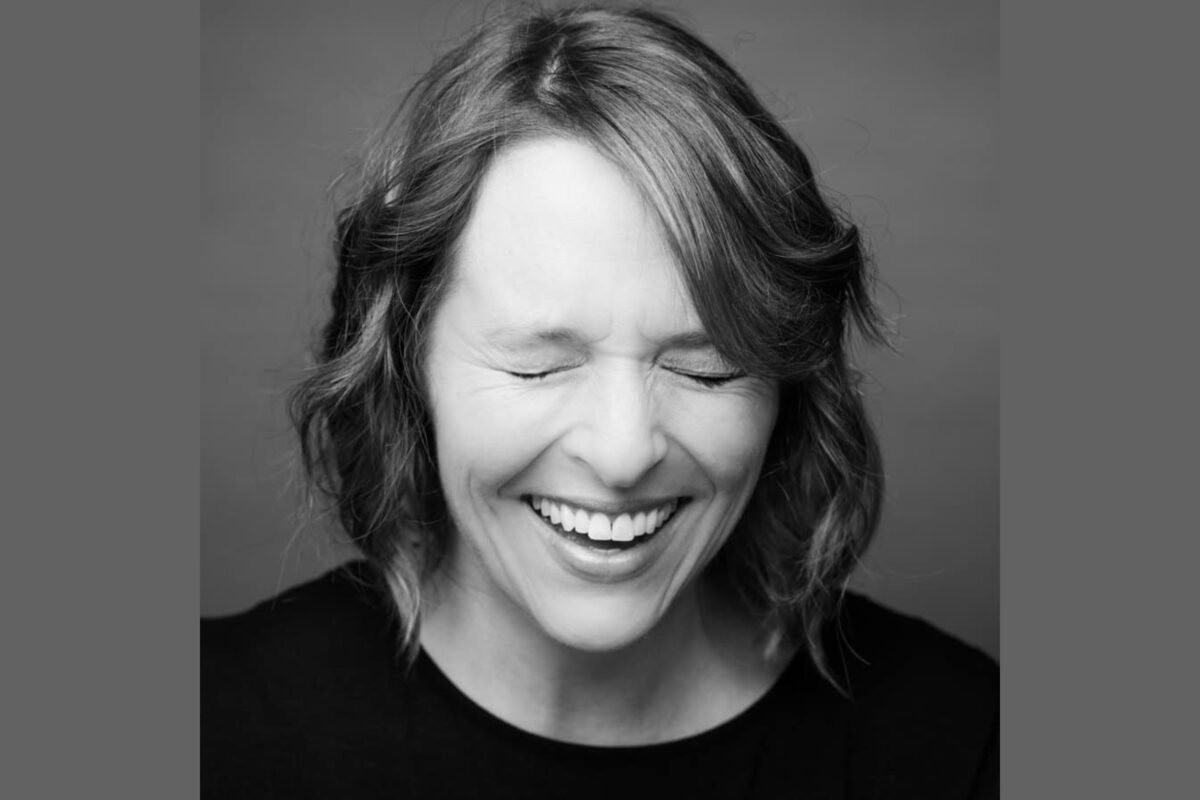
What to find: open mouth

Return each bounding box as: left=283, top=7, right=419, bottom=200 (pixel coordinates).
left=524, top=495, right=685, bottom=551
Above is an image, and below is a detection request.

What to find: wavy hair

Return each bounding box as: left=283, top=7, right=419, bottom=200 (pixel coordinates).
left=290, top=2, right=888, bottom=683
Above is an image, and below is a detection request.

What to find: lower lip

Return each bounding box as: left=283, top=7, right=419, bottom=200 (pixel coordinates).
left=528, top=501, right=683, bottom=582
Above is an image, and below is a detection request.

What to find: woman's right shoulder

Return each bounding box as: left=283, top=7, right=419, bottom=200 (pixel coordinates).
left=201, top=560, right=403, bottom=797
left=202, top=559, right=400, bottom=690
left=204, top=560, right=382, bottom=649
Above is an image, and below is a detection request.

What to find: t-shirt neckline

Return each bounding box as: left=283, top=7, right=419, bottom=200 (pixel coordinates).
left=414, top=643, right=807, bottom=758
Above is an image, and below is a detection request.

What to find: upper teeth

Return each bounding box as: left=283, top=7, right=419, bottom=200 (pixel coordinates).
left=529, top=496, right=679, bottom=542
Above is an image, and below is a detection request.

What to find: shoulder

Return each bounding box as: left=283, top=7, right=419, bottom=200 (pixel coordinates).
left=203, top=560, right=388, bottom=654
left=202, top=558, right=400, bottom=694
left=823, top=592, right=999, bottom=799
left=202, top=560, right=397, bottom=690
left=830, top=592, right=998, bottom=705
left=201, top=561, right=400, bottom=797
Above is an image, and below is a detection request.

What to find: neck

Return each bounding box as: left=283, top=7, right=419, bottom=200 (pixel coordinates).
left=419, top=570, right=789, bottom=746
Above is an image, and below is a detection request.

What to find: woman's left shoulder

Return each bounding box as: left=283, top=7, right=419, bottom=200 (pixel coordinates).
left=830, top=592, right=998, bottom=704
left=821, top=592, right=999, bottom=799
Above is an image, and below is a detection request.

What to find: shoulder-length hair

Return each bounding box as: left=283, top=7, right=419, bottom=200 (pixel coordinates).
left=291, top=2, right=888, bottom=683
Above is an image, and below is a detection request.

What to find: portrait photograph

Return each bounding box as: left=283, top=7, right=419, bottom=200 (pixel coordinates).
left=201, top=1, right=999, bottom=796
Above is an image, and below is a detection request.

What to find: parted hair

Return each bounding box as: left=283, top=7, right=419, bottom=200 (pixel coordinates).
left=290, top=2, right=888, bottom=683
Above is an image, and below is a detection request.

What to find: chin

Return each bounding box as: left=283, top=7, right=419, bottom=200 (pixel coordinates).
left=533, top=592, right=663, bottom=653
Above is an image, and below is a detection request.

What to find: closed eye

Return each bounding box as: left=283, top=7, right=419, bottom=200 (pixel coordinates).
left=668, top=369, right=745, bottom=388
left=506, top=367, right=570, bottom=381
left=507, top=366, right=744, bottom=385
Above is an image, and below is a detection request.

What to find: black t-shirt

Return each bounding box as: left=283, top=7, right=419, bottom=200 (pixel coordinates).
left=202, top=562, right=998, bottom=799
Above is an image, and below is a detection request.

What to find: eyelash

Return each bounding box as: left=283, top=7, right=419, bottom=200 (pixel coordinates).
left=507, top=370, right=557, bottom=381
left=507, top=367, right=743, bottom=387
left=674, top=371, right=743, bottom=388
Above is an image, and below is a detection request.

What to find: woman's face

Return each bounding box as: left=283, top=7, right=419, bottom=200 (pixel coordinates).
left=424, top=137, right=778, bottom=652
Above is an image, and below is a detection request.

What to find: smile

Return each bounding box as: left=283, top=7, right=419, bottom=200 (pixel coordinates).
left=525, top=495, right=682, bottom=548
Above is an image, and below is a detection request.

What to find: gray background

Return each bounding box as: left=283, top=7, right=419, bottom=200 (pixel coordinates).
left=202, top=0, right=999, bottom=660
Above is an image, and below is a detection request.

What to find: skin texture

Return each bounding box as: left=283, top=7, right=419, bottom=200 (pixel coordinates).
left=419, top=137, right=784, bottom=745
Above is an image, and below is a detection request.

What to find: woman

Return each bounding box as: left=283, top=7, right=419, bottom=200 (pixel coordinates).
left=202, top=4, right=998, bottom=798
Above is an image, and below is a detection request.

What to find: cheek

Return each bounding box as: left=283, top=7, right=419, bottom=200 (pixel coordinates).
left=427, top=366, right=554, bottom=495
left=673, top=389, right=778, bottom=489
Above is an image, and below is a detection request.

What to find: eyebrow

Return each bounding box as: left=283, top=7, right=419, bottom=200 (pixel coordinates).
left=658, top=331, right=716, bottom=351
left=483, top=326, right=716, bottom=351
left=485, top=326, right=588, bottom=349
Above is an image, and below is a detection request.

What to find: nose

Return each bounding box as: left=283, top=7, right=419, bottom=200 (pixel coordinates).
left=559, top=369, right=669, bottom=489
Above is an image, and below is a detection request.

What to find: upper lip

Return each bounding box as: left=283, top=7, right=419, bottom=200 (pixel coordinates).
left=525, top=494, right=687, bottom=517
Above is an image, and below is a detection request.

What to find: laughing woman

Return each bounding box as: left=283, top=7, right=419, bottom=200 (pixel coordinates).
left=202, top=5, right=998, bottom=798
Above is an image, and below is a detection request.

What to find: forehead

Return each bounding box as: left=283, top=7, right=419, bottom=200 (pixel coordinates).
left=449, top=137, right=694, bottom=322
